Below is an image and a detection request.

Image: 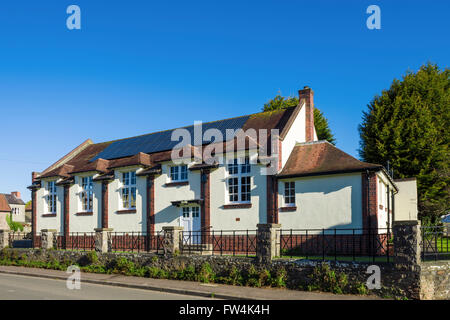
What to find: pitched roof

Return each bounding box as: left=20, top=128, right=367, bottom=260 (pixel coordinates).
left=0, top=193, right=25, bottom=205
left=0, top=194, right=11, bottom=212
left=278, top=141, right=383, bottom=178
left=34, top=107, right=300, bottom=179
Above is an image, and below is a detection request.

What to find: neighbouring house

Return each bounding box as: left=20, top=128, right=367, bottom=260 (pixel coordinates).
left=28, top=87, right=412, bottom=242
left=25, top=202, right=32, bottom=223
left=0, top=192, right=26, bottom=230
left=0, top=194, right=11, bottom=230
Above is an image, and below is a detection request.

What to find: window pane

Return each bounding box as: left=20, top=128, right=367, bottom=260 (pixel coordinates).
left=180, top=165, right=188, bottom=180
left=285, top=181, right=295, bottom=204
left=192, top=207, right=199, bottom=218
left=122, top=188, right=129, bottom=208
left=130, top=187, right=136, bottom=208
left=123, top=172, right=129, bottom=186
left=241, top=157, right=250, bottom=174
left=228, top=177, right=239, bottom=202
left=183, top=207, right=189, bottom=218
left=241, top=176, right=251, bottom=202
left=130, top=172, right=136, bottom=185
left=170, top=166, right=179, bottom=181
left=228, top=159, right=238, bottom=175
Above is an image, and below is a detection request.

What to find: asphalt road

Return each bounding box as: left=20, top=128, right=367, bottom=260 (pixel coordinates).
left=0, top=273, right=211, bottom=300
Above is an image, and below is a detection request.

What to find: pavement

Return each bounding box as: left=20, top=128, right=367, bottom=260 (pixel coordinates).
left=0, top=273, right=209, bottom=300
left=0, top=265, right=380, bottom=300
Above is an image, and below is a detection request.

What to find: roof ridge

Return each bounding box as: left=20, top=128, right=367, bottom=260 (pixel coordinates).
left=95, top=107, right=294, bottom=145
left=295, top=140, right=331, bottom=146
left=294, top=140, right=380, bottom=165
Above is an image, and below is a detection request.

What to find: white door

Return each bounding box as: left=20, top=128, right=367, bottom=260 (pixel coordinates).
left=180, top=206, right=201, bottom=244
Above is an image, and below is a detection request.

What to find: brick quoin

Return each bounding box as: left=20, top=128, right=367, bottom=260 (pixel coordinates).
left=266, top=132, right=280, bottom=224
left=146, top=176, right=155, bottom=235
left=101, top=182, right=109, bottom=228
left=64, top=185, right=70, bottom=249
left=299, top=86, right=315, bottom=142
left=31, top=189, right=37, bottom=246
left=30, top=172, right=39, bottom=247
left=266, top=176, right=278, bottom=224
left=201, top=170, right=211, bottom=242
left=362, top=171, right=378, bottom=231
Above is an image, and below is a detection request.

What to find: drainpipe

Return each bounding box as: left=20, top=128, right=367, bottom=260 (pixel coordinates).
left=366, top=170, right=370, bottom=230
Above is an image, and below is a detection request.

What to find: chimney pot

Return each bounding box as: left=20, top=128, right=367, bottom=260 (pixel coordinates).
left=11, top=191, right=21, bottom=199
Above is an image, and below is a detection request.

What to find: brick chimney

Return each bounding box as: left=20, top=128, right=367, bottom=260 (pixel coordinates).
left=11, top=191, right=21, bottom=199
left=298, top=86, right=315, bottom=142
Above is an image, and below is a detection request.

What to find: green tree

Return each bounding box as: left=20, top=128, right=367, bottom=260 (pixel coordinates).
left=359, top=63, right=449, bottom=223
left=6, top=214, right=24, bottom=232
left=262, top=95, right=336, bottom=145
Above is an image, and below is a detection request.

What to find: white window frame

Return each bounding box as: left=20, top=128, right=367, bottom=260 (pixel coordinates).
left=169, top=164, right=188, bottom=182
left=182, top=206, right=200, bottom=218
left=46, top=181, right=57, bottom=214
left=121, top=171, right=136, bottom=210
left=80, top=176, right=94, bottom=212
left=226, top=156, right=251, bottom=204
left=284, top=181, right=296, bottom=206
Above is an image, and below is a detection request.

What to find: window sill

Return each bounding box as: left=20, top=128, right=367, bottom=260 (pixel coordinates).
left=164, top=181, right=189, bottom=187
left=41, top=213, right=56, bottom=217
left=116, top=209, right=137, bottom=214
left=223, top=203, right=252, bottom=209
left=75, top=211, right=93, bottom=216
left=279, top=206, right=297, bottom=212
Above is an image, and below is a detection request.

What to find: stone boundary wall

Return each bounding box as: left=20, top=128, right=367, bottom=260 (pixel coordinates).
left=420, top=261, right=450, bottom=300
left=0, top=248, right=427, bottom=299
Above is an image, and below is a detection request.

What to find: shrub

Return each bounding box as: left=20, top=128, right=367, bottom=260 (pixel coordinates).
left=145, top=266, right=160, bottom=278
left=6, top=215, right=24, bottom=232
left=270, top=268, right=287, bottom=288
left=307, top=263, right=349, bottom=294
left=245, top=265, right=271, bottom=287
left=86, top=251, right=99, bottom=265
left=354, top=282, right=369, bottom=295
left=198, top=262, right=215, bottom=283
left=178, top=265, right=196, bottom=281
left=216, top=266, right=244, bottom=286
left=113, top=257, right=135, bottom=275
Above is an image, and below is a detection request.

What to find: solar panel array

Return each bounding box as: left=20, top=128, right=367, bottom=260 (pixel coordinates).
left=92, top=115, right=250, bottom=161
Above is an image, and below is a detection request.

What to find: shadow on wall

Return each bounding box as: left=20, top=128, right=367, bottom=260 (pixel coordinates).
left=153, top=175, right=202, bottom=229
left=254, top=180, right=267, bottom=225
left=153, top=206, right=181, bottom=230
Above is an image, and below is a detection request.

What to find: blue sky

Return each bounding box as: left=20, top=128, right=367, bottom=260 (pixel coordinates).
left=0, top=0, right=448, bottom=202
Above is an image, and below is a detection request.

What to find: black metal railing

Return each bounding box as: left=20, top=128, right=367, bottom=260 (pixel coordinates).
left=109, top=231, right=164, bottom=253
left=65, top=232, right=95, bottom=251
left=179, top=229, right=258, bottom=257
left=421, top=225, right=450, bottom=261
left=279, top=227, right=393, bottom=262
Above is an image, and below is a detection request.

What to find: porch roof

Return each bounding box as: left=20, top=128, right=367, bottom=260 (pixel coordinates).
left=171, top=199, right=203, bottom=207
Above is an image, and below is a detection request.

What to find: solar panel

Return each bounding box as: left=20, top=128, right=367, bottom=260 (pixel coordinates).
left=92, top=115, right=250, bottom=161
